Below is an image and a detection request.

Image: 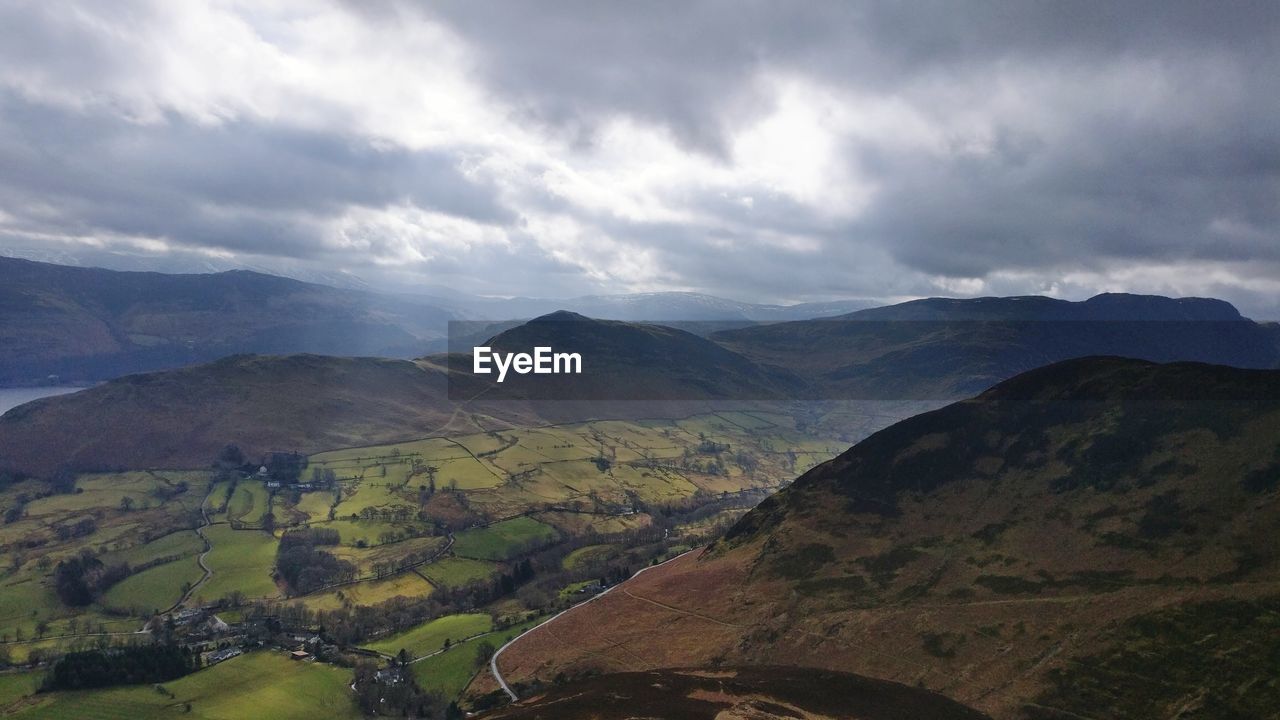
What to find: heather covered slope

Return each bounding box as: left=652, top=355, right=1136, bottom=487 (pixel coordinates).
left=486, top=666, right=990, bottom=720
left=488, top=357, right=1280, bottom=719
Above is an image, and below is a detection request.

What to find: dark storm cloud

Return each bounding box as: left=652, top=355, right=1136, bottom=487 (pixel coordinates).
left=421, top=1, right=1280, bottom=149
left=1, top=1, right=1279, bottom=314
left=413, top=0, right=1280, bottom=306
left=0, top=91, right=512, bottom=258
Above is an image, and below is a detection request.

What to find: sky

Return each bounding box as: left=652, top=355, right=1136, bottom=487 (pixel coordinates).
left=0, top=1, right=1278, bottom=316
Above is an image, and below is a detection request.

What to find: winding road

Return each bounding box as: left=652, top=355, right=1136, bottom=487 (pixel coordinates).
left=489, top=548, right=699, bottom=702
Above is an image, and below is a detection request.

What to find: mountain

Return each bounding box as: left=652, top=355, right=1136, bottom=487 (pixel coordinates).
left=0, top=312, right=805, bottom=476
left=0, top=256, right=454, bottom=385
left=0, top=354, right=541, bottom=477
left=485, top=357, right=1280, bottom=719
left=487, top=666, right=989, bottom=720
left=466, top=311, right=805, bottom=402
left=713, top=293, right=1280, bottom=399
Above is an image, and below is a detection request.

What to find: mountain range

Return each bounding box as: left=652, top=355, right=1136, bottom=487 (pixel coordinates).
left=5, top=290, right=1280, bottom=478
left=714, top=293, right=1280, bottom=398
left=0, top=257, right=878, bottom=385
left=0, top=257, right=454, bottom=385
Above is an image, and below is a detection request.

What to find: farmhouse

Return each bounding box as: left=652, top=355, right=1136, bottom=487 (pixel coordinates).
left=205, top=647, right=242, bottom=665
left=289, top=649, right=312, bottom=661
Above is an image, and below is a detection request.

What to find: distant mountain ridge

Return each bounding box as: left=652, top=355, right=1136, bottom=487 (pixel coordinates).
left=715, top=292, right=1280, bottom=399
left=843, top=292, right=1244, bottom=321
left=455, top=291, right=879, bottom=322
left=0, top=257, right=883, bottom=385
left=0, top=256, right=454, bottom=385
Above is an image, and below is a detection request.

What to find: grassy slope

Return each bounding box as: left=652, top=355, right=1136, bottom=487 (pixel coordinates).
left=101, top=556, right=204, bottom=613
left=194, top=525, right=278, bottom=601
left=420, top=557, right=498, bottom=587
left=7, top=651, right=360, bottom=720
left=452, top=517, right=558, bottom=561
left=418, top=616, right=545, bottom=702
left=365, top=613, right=493, bottom=657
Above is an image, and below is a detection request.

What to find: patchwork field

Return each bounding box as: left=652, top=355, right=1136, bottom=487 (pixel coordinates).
left=0, top=410, right=854, bottom=658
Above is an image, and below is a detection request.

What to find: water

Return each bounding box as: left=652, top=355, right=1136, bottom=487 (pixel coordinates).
left=0, top=386, right=84, bottom=416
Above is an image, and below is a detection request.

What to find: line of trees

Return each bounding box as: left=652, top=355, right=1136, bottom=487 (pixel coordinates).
left=53, top=551, right=131, bottom=607
left=276, top=531, right=357, bottom=595
left=42, top=643, right=196, bottom=690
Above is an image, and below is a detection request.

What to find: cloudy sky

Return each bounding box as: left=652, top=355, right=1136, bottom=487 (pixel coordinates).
left=1, top=1, right=1278, bottom=316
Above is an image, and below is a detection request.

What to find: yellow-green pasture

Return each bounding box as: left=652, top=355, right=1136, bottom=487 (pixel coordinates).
left=364, top=612, right=493, bottom=658
left=6, top=651, right=360, bottom=720
left=193, top=525, right=278, bottom=602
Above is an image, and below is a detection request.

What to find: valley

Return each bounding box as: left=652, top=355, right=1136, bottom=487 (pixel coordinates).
left=2, top=299, right=1279, bottom=719
left=0, top=405, right=866, bottom=715
left=5, top=5, right=1279, bottom=717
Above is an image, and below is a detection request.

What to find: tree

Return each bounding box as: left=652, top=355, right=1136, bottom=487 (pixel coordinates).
left=50, top=467, right=77, bottom=494
left=119, top=496, right=134, bottom=512
left=474, top=641, right=496, bottom=668
left=216, top=444, right=246, bottom=470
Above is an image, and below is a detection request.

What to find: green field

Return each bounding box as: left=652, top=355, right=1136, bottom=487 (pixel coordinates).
left=292, top=489, right=338, bottom=523
left=227, top=482, right=270, bottom=525
left=452, top=517, right=558, bottom=561
left=0, top=671, right=41, bottom=707
left=100, top=530, right=203, bottom=568
left=411, top=616, right=545, bottom=701
left=296, top=571, right=433, bottom=612
left=101, top=557, right=204, bottom=613
left=194, top=525, right=278, bottom=602
left=420, top=557, right=498, bottom=587
left=8, top=651, right=360, bottom=719
left=562, top=543, right=619, bottom=571
left=365, top=613, right=493, bottom=658
left=313, top=518, right=404, bottom=546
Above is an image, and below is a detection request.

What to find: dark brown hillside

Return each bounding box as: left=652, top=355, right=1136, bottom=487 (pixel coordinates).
left=485, top=666, right=990, bottom=720
left=0, top=354, right=541, bottom=475
left=486, top=357, right=1280, bottom=719
left=0, top=256, right=454, bottom=384
left=460, top=310, right=807, bottom=401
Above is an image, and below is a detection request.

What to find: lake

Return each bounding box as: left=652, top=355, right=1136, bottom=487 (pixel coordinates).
left=0, top=386, right=84, bottom=416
